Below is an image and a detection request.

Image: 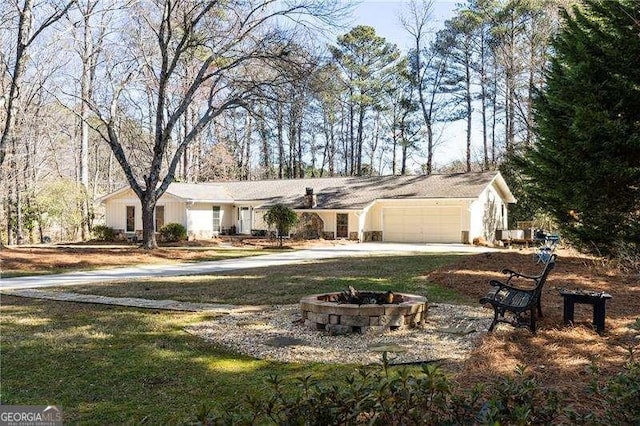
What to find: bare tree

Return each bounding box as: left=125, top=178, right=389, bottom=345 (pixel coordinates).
left=0, top=0, right=75, bottom=169
left=400, top=0, right=446, bottom=175
left=84, top=0, right=342, bottom=249
left=1, top=0, right=75, bottom=245
left=65, top=0, right=113, bottom=240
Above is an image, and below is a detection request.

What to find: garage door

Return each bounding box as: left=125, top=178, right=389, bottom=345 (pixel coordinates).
left=383, top=207, right=462, bottom=243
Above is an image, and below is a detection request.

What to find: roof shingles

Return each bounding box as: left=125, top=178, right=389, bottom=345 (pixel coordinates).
left=162, top=172, right=505, bottom=209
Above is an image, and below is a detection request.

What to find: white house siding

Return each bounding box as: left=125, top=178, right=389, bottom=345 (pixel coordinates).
left=184, top=203, right=236, bottom=239
left=253, top=209, right=268, bottom=230
left=469, top=184, right=507, bottom=243
left=316, top=211, right=336, bottom=234
left=104, top=190, right=185, bottom=232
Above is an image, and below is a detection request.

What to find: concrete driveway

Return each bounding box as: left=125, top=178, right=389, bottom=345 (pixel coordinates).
left=0, top=242, right=495, bottom=290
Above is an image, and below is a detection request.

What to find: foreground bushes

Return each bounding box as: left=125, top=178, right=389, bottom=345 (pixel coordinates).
left=197, top=357, right=639, bottom=425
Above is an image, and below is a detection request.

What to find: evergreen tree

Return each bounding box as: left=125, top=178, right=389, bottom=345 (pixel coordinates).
left=330, top=26, right=401, bottom=176
left=522, top=0, right=640, bottom=256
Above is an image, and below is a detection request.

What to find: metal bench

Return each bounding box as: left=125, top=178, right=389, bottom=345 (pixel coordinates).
left=480, top=255, right=556, bottom=333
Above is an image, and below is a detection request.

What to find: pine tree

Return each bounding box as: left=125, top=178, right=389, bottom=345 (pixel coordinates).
left=330, top=26, right=401, bottom=176
left=522, top=0, right=640, bottom=256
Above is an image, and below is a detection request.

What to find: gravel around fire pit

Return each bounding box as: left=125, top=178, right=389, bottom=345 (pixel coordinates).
left=187, top=303, right=494, bottom=365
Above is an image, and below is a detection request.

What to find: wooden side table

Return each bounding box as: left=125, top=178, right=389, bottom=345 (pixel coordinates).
left=559, top=289, right=612, bottom=333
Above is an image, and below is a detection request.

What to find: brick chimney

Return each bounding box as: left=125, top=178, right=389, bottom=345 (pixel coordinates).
left=304, top=187, right=317, bottom=208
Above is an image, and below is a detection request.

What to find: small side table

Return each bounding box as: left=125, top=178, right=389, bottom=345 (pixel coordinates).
left=559, top=289, right=612, bottom=333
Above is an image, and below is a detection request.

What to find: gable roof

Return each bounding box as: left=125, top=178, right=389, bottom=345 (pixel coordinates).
left=165, top=183, right=234, bottom=203
left=98, top=172, right=516, bottom=208
left=95, top=183, right=235, bottom=203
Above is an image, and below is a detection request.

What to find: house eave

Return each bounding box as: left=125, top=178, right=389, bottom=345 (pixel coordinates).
left=95, top=186, right=132, bottom=204
left=491, top=172, right=517, bottom=203
left=180, top=198, right=235, bottom=204
left=375, top=197, right=478, bottom=202
left=288, top=208, right=363, bottom=212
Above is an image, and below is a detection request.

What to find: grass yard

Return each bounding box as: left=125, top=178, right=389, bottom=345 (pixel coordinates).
left=1, top=246, right=638, bottom=423
left=0, top=245, right=277, bottom=278
left=0, top=250, right=462, bottom=423
left=0, top=296, right=353, bottom=424
left=46, top=254, right=466, bottom=305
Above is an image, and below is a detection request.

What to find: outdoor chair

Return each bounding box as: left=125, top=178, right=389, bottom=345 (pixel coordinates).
left=480, top=255, right=556, bottom=333
left=534, top=233, right=560, bottom=264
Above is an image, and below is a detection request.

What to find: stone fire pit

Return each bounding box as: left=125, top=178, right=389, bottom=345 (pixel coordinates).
left=300, top=289, right=428, bottom=335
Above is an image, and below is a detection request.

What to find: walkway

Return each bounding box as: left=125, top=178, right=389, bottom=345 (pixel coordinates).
left=1, top=288, right=261, bottom=313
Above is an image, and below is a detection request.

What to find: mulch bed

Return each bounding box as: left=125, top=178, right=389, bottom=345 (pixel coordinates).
left=426, top=248, right=639, bottom=413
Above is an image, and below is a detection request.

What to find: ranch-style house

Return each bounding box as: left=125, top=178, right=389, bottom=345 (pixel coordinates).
left=97, top=171, right=516, bottom=244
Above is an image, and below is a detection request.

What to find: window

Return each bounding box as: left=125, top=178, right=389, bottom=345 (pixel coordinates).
left=155, top=205, right=165, bottom=231
left=126, top=206, right=135, bottom=232
left=212, top=206, right=221, bottom=233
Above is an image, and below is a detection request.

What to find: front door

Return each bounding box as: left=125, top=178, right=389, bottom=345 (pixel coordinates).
left=238, top=207, right=251, bottom=234
left=336, top=213, right=348, bottom=238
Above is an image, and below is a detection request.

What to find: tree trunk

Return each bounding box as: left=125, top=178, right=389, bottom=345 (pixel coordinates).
left=507, top=71, right=515, bottom=155
left=348, top=91, right=355, bottom=175
left=16, top=175, right=24, bottom=245
left=140, top=193, right=158, bottom=249
left=288, top=104, right=296, bottom=179
left=244, top=112, right=252, bottom=180
left=356, top=103, right=365, bottom=176
left=391, top=125, right=397, bottom=175
left=277, top=102, right=284, bottom=179
left=79, top=16, right=91, bottom=240
left=341, top=101, right=349, bottom=175
left=425, top=122, right=433, bottom=175
left=465, top=46, right=472, bottom=173
left=259, top=108, right=270, bottom=178
left=0, top=0, right=33, bottom=168
left=480, top=30, right=489, bottom=170
left=297, top=111, right=303, bottom=178
left=6, top=184, right=14, bottom=245
left=491, top=60, right=498, bottom=166
left=401, top=145, right=408, bottom=175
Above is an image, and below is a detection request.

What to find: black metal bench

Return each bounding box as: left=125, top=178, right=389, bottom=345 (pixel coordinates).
left=480, top=255, right=556, bottom=333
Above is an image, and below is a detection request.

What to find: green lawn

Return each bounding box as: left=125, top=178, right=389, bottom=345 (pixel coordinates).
left=49, top=254, right=470, bottom=305
left=0, top=253, right=466, bottom=423
left=0, top=296, right=354, bottom=424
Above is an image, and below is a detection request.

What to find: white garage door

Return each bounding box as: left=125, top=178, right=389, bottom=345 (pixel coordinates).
left=383, top=207, right=462, bottom=243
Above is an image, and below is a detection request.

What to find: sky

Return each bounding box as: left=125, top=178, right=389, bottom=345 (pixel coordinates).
left=351, top=0, right=458, bottom=50
left=346, top=1, right=474, bottom=170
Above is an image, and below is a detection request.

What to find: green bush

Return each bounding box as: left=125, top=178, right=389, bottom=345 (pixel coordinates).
left=592, top=356, right=640, bottom=424
left=198, top=358, right=640, bottom=425
left=92, top=225, right=116, bottom=241
left=198, top=362, right=558, bottom=425
left=480, top=364, right=559, bottom=424
left=159, top=223, right=187, bottom=242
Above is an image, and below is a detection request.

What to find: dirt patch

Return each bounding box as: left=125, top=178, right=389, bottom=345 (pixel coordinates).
left=0, top=243, right=254, bottom=273
left=426, top=247, right=640, bottom=414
